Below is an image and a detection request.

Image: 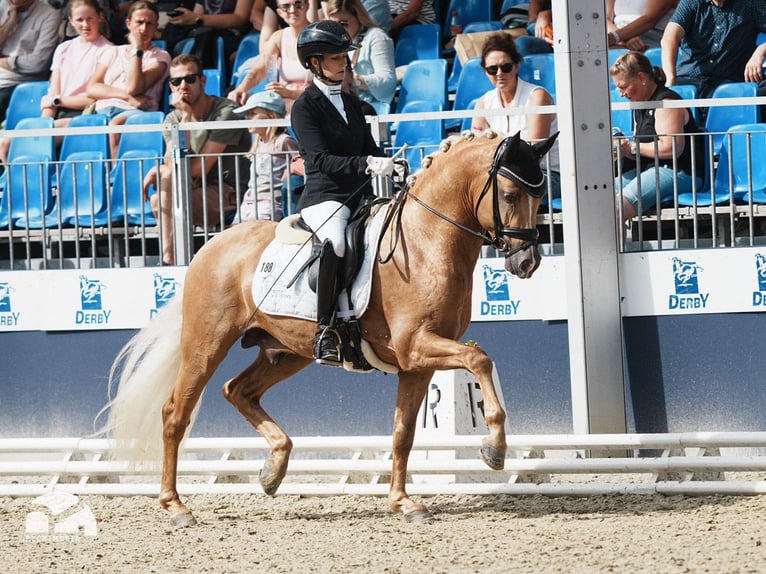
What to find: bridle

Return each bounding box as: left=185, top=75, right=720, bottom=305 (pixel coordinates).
left=395, top=136, right=542, bottom=259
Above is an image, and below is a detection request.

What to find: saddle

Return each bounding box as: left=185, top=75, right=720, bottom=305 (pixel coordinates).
left=283, top=195, right=389, bottom=371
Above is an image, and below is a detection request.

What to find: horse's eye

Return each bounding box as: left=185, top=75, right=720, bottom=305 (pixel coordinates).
left=503, top=192, right=517, bottom=204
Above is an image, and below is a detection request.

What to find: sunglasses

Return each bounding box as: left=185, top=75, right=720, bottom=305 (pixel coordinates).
left=169, top=74, right=201, bottom=87
left=278, top=1, right=304, bottom=11
left=484, top=62, right=515, bottom=75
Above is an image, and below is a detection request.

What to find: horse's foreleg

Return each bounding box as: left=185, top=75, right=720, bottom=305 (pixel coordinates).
left=223, top=352, right=312, bottom=496
left=399, top=337, right=508, bottom=471
left=389, top=372, right=434, bottom=523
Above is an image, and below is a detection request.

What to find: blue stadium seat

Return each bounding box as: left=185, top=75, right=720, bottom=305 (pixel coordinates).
left=671, top=84, right=699, bottom=123
left=395, top=58, right=448, bottom=114
left=394, top=24, right=440, bottom=67
left=58, top=113, right=110, bottom=161
left=447, top=56, right=462, bottom=93
left=4, top=81, right=49, bottom=130
left=715, top=124, right=766, bottom=205
left=116, top=111, right=165, bottom=157
left=16, top=114, right=109, bottom=228
left=518, top=52, right=556, bottom=101
left=462, top=21, right=503, bottom=34
left=704, top=82, right=759, bottom=156
left=231, top=33, right=260, bottom=85
left=443, top=0, right=493, bottom=41
left=203, top=69, right=223, bottom=96
left=675, top=131, right=721, bottom=207
left=644, top=47, right=663, bottom=68
left=0, top=117, right=56, bottom=228
left=100, top=150, right=159, bottom=227
left=447, top=57, right=493, bottom=131
left=500, top=0, right=527, bottom=13
left=393, top=100, right=444, bottom=171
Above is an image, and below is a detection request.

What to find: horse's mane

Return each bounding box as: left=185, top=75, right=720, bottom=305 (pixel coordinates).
left=404, top=129, right=503, bottom=186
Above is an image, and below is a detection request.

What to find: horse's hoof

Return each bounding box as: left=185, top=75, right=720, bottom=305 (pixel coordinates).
left=259, top=461, right=283, bottom=496
left=404, top=508, right=434, bottom=524
left=170, top=511, right=197, bottom=529
left=480, top=439, right=506, bottom=471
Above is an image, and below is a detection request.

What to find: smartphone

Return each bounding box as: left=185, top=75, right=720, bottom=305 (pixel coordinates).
left=167, top=9, right=182, bottom=17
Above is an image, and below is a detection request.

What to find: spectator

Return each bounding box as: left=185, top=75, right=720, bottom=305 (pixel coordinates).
left=325, top=0, right=395, bottom=112
left=229, top=0, right=313, bottom=111
left=660, top=0, right=766, bottom=99
left=163, top=0, right=254, bottom=67
left=60, top=0, right=123, bottom=42
left=86, top=0, right=170, bottom=159
left=471, top=33, right=560, bottom=198
left=516, top=0, right=553, bottom=56
left=0, top=0, right=112, bottom=165
left=610, top=51, right=703, bottom=224
left=606, top=0, right=678, bottom=51
left=0, top=0, right=59, bottom=127
left=388, top=0, right=436, bottom=41
left=44, top=0, right=114, bottom=126
left=232, top=90, right=298, bottom=221
left=251, top=0, right=318, bottom=50
left=142, top=53, right=251, bottom=266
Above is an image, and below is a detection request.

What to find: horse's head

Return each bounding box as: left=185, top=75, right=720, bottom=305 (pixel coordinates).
left=487, top=131, right=559, bottom=279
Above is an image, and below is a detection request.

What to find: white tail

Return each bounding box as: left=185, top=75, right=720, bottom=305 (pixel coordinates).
left=96, top=295, right=201, bottom=466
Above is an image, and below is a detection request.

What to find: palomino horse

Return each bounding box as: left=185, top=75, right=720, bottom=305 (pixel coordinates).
left=104, top=130, right=558, bottom=526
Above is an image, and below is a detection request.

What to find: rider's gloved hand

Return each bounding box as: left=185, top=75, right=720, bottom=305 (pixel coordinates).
left=365, top=155, right=395, bottom=177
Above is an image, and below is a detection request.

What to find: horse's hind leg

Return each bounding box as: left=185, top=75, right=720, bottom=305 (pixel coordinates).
left=389, top=371, right=434, bottom=523
left=223, top=351, right=312, bottom=495
left=160, top=360, right=219, bottom=527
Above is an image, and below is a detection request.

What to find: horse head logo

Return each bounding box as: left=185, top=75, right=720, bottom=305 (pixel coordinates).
left=756, top=254, right=766, bottom=290
left=79, top=276, right=103, bottom=310
left=672, top=257, right=703, bottom=294
left=0, top=282, right=12, bottom=313
left=153, top=274, right=178, bottom=308
left=482, top=264, right=510, bottom=301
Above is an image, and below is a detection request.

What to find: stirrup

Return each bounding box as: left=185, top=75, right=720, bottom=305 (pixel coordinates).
left=313, top=326, right=342, bottom=367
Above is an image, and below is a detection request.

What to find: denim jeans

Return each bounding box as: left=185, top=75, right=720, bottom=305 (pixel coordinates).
left=616, top=166, right=700, bottom=214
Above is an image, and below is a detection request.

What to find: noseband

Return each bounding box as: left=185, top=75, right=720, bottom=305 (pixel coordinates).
left=400, top=136, right=541, bottom=258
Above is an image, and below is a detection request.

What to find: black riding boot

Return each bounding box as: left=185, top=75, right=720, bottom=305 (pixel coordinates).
left=313, top=240, right=342, bottom=366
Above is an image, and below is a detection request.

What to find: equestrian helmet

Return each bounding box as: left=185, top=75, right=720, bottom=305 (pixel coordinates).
left=297, top=20, right=356, bottom=69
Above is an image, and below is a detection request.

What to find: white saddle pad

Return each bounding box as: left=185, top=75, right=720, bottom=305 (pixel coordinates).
left=251, top=205, right=389, bottom=321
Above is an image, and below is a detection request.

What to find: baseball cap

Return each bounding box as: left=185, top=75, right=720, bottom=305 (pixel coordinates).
left=233, top=90, right=286, bottom=116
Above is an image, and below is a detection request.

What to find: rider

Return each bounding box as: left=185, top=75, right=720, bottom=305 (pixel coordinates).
left=291, top=20, right=394, bottom=366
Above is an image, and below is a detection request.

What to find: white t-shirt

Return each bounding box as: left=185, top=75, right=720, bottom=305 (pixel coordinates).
left=51, top=36, right=113, bottom=98
left=482, top=78, right=560, bottom=172
left=94, top=45, right=171, bottom=112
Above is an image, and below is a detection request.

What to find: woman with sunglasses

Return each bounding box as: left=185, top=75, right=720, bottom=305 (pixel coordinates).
left=229, top=0, right=313, bottom=111
left=291, top=20, right=393, bottom=366
left=471, top=32, right=560, bottom=199
left=324, top=0, right=395, bottom=113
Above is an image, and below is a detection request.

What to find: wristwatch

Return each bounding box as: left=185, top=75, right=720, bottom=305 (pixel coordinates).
left=131, top=49, right=144, bottom=58
left=195, top=16, right=204, bottom=27
left=51, top=95, right=61, bottom=106
left=630, top=141, right=638, bottom=156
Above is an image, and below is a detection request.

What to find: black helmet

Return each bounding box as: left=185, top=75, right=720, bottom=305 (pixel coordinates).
left=296, top=21, right=356, bottom=69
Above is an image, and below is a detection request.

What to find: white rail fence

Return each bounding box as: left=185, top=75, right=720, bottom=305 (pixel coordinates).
left=2, top=433, right=766, bottom=498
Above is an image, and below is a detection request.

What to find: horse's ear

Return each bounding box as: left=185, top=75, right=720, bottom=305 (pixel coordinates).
left=534, top=131, right=559, bottom=158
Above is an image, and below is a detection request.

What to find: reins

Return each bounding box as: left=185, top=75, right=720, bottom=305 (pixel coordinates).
left=377, top=136, right=541, bottom=263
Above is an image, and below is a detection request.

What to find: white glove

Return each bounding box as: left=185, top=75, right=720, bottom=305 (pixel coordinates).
left=365, top=155, right=395, bottom=177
